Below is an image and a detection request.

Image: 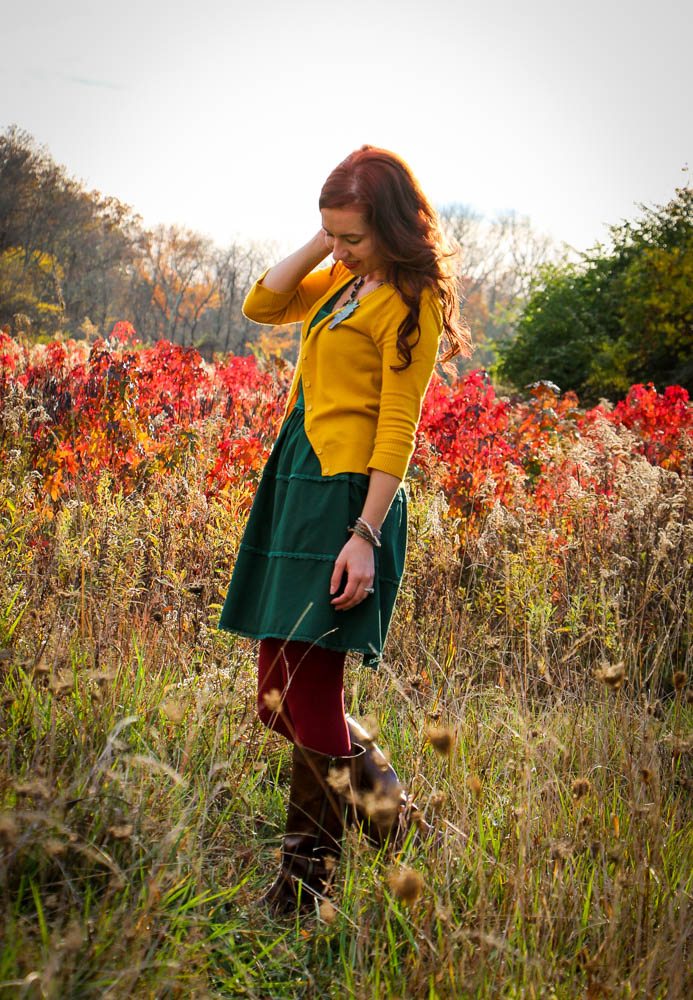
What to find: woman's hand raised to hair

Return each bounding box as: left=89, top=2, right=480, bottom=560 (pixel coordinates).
left=330, top=534, right=375, bottom=611
left=261, top=231, right=332, bottom=294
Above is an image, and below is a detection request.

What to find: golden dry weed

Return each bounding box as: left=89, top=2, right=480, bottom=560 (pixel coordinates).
left=370, top=746, right=391, bottom=772
left=1, top=344, right=691, bottom=995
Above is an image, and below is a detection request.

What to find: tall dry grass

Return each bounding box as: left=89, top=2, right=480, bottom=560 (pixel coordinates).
left=0, top=406, right=691, bottom=997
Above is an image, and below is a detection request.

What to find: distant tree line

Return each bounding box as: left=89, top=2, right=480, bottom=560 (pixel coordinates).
left=2, top=125, right=689, bottom=399
left=0, top=126, right=268, bottom=356
left=0, top=125, right=557, bottom=367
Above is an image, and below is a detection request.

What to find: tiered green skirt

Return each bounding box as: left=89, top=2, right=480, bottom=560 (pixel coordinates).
left=218, top=385, right=407, bottom=668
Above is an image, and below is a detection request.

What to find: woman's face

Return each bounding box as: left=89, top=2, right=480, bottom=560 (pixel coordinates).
left=320, top=206, right=386, bottom=279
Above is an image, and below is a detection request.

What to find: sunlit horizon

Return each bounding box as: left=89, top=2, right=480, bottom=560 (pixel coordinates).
left=2, top=0, right=691, bottom=258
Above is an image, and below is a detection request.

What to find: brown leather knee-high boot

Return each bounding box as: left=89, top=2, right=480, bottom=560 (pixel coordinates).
left=258, top=742, right=364, bottom=914
left=345, top=715, right=431, bottom=848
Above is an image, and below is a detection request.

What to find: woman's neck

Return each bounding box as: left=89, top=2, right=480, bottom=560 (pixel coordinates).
left=361, top=269, right=386, bottom=288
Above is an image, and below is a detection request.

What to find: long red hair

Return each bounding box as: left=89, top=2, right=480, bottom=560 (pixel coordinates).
left=319, top=145, right=471, bottom=369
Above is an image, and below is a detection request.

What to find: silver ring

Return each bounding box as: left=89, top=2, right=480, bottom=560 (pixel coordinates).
left=364, top=587, right=375, bottom=595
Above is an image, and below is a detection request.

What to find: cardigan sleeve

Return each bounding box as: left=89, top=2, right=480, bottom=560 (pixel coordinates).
left=367, top=288, right=442, bottom=480
left=242, top=266, right=337, bottom=325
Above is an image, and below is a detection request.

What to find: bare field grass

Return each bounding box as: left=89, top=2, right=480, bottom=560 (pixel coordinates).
left=1, top=459, right=691, bottom=998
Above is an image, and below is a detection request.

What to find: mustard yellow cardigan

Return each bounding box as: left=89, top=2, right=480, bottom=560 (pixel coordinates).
left=242, top=261, right=442, bottom=480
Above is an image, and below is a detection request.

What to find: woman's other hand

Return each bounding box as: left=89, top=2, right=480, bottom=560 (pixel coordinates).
left=330, top=535, right=375, bottom=610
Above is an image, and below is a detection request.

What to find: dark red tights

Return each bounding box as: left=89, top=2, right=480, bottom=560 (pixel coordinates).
left=257, top=638, right=351, bottom=756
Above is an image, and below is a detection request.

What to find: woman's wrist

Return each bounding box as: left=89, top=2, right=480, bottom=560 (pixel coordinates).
left=348, top=516, right=382, bottom=548
left=359, top=471, right=401, bottom=533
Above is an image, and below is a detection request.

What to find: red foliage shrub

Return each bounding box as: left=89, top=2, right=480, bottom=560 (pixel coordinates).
left=1, top=329, right=689, bottom=525
left=582, top=382, right=691, bottom=472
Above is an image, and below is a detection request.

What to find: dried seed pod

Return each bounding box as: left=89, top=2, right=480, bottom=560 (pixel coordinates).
left=467, top=775, right=482, bottom=799
left=160, top=699, right=186, bottom=723
left=360, top=714, right=380, bottom=743
left=387, top=866, right=424, bottom=905
left=359, top=788, right=402, bottom=827
left=596, top=662, right=625, bottom=690
left=550, top=839, right=574, bottom=861
left=14, top=778, right=52, bottom=800
left=571, top=778, right=591, bottom=800
left=425, top=726, right=455, bottom=756
left=261, top=689, right=283, bottom=713
left=327, top=767, right=353, bottom=797
left=428, top=791, right=447, bottom=814
left=108, top=824, right=134, bottom=840
left=0, top=813, right=18, bottom=846
left=48, top=671, right=75, bottom=697
left=319, top=900, right=337, bottom=924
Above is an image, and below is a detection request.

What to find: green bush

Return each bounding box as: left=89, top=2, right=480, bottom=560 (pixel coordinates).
left=499, top=187, right=693, bottom=402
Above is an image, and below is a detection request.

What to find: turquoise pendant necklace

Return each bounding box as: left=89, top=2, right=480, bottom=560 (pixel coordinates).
left=328, top=276, right=365, bottom=329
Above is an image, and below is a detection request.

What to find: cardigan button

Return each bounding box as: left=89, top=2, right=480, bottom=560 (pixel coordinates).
left=306, top=404, right=313, bottom=411
left=304, top=380, right=311, bottom=387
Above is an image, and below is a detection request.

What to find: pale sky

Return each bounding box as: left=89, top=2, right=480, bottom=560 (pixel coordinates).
left=2, top=0, right=691, bottom=255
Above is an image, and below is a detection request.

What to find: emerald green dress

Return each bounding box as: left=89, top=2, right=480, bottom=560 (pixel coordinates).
left=218, top=287, right=408, bottom=667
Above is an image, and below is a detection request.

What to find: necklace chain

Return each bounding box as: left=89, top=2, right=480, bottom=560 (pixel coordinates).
left=327, top=275, right=381, bottom=329
left=345, top=274, right=386, bottom=304
left=345, top=275, right=365, bottom=305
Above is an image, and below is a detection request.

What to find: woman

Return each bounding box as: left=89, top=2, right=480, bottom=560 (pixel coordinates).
left=219, top=145, right=470, bottom=914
